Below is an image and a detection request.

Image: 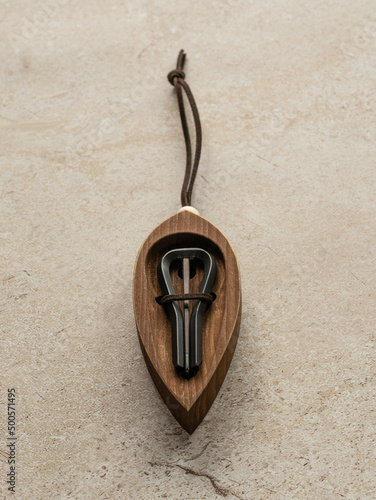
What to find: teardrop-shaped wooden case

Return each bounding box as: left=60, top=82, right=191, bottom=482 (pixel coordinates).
left=133, top=209, right=241, bottom=433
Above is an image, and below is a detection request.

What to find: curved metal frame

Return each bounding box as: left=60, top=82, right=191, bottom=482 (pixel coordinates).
left=157, top=248, right=217, bottom=379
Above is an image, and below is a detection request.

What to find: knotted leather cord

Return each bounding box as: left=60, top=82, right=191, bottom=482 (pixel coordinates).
left=167, top=50, right=202, bottom=207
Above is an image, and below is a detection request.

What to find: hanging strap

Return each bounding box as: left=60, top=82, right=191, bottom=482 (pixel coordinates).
left=167, top=50, right=202, bottom=207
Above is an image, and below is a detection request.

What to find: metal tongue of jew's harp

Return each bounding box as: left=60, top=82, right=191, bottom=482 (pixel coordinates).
left=157, top=248, right=216, bottom=379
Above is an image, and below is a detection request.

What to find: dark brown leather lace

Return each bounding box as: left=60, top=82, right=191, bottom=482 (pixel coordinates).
left=167, top=50, right=202, bottom=207
left=157, top=292, right=214, bottom=306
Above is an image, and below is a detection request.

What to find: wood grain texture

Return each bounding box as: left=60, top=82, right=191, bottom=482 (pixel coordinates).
left=133, top=210, right=242, bottom=433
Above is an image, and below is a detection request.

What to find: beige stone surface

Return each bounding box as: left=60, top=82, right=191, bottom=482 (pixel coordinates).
left=1, top=1, right=376, bottom=498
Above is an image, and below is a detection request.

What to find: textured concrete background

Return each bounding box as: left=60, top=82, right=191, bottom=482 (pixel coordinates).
left=1, top=1, right=376, bottom=498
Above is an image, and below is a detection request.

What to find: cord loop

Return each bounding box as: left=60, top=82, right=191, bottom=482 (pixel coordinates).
left=167, top=50, right=202, bottom=207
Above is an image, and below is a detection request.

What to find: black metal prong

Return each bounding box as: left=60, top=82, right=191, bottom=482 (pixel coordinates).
left=183, top=258, right=190, bottom=376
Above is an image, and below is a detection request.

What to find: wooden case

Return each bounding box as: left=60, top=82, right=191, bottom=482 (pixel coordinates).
left=133, top=209, right=241, bottom=433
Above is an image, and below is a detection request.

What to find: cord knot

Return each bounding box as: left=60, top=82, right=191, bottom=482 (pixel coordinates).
left=167, top=69, right=185, bottom=86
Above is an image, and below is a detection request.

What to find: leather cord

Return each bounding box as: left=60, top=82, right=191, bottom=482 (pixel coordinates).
left=167, top=50, right=202, bottom=207
left=157, top=292, right=214, bottom=306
